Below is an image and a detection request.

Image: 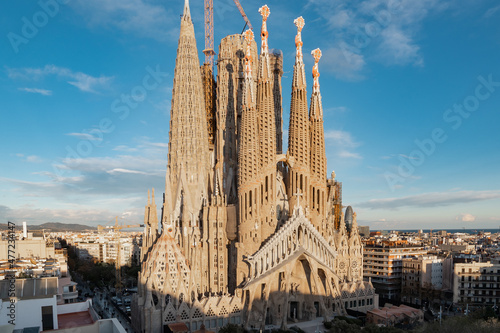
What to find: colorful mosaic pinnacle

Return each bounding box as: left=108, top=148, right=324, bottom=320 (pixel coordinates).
left=312, top=48, right=322, bottom=93
left=259, top=5, right=270, bottom=54
left=243, top=29, right=254, bottom=77
left=294, top=16, right=305, bottom=60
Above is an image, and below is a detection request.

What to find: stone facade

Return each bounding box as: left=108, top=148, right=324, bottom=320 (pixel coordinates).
left=132, top=2, right=376, bottom=332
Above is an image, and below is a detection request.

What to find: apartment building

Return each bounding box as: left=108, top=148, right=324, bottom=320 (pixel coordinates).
left=401, top=255, right=453, bottom=305
left=453, top=259, right=500, bottom=306
left=363, top=243, right=426, bottom=300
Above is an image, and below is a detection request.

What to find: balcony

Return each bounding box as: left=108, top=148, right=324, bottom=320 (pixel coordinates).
left=62, top=291, right=79, bottom=299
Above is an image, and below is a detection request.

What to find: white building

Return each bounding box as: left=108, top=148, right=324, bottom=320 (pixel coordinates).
left=0, top=277, right=126, bottom=332
left=453, top=259, right=500, bottom=306
left=401, top=255, right=453, bottom=305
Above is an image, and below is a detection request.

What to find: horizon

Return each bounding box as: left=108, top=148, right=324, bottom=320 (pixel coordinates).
left=12, top=221, right=500, bottom=233
left=1, top=0, right=499, bottom=229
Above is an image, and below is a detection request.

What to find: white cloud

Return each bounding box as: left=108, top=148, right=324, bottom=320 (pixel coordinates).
left=459, top=213, right=476, bottom=222
left=15, top=154, right=43, bottom=163
left=26, top=155, right=43, bottom=163
left=320, top=46, right=366, bottom=81
left=325, top=130, right=362, bottom=159
left=107, top=168, right=148, bottom=175
left=18, top=88, right=52, bottom=96
left=1, top=139, right=169, bottom=203
left=359, top=190, right=500, bottom=209
left=8, top=65, right=113, bottom=93
left=113, top=145, right=138, bottom=152
left=339, top=151, right=363, bottom=159
left=68, top=0, right=179, bottom=41
left=377, top=26, right=422, bottom=66
left=0, top=204, right=144, bottom=226
left=306, top=0, right=448, bottom=79
left=484, top=5, right=500, bottom=18
left=324, top=130, right=360, bottom=147
left=66, top=132, right=103, bottom=141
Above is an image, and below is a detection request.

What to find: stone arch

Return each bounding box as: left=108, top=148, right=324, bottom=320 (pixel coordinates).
left=317, top=268, right=327, bottom=295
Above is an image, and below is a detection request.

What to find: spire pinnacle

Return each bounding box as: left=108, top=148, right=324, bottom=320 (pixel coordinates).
left=311, top=48, right=322, bottom=94
left=242, top=29, right=255, bottom=107
left=243, top=29, right=254, bottom=78
left=183, top=0, right=191, bottom=20
left=148, top=189, right=150, bottom=205
left=152, top=187, right=155, bottom=202
left=259, top=5, right=270, bottom=55
left=294, top=17, right=305, bottom=62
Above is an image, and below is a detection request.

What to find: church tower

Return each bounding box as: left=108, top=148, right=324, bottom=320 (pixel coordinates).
left=256, top=5, right=277, bottom=241
left=142, top=188, right=159, bottom=262
left=162, top=0, right=210, bottom=255
left=236, top=29, right=260, bottom=285
left=309, top=48, right=328, bottom=233
left=287, top=17, right=310, bottom=218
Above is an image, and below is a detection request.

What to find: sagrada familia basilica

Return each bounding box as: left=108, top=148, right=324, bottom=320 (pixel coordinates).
left=132, top=1, right=377, bottom=332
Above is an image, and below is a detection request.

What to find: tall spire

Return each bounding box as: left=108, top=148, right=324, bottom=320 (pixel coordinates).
left=288, top=17, right=310, bottom=214
left=308, top=48, right=327, bottom=230
left=310, top=47, right=327, bottom=182
left=292, top=17, right=306, bottom=88
left=257, top=5, right=271, bottom=80
left=236, top=28, right=262, bottom=287
left=183, top=0, right=191, bottom=20
left=311, top=48, right=322, bottom=97
left=256, top=5, right=275, bottom=170
left=243, top=29, right=255, bottom=106
left=294, top=17, right=305, bottom=60
left=256, top=5, right=277, bottom=240
left=258, top=5, right=270, bottom=56
left=163, top=0, right=209, bottom=231
left=238, top=29, right=259, bottom=189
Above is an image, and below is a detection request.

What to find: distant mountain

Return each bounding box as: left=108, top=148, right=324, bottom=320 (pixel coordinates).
left=1, top=222, right=96, bottom=232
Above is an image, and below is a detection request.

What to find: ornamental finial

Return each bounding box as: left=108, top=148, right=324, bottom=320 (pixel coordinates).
left=243, top=29, right=254, bottom=77
left=312, top=48, right=322, bottom=93
left=259, top=5, right=270, bottom=54
left=294, top=17, right=305, bottom=60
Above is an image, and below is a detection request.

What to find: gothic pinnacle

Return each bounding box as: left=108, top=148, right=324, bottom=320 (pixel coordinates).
left=259, top=5, right=270, bottom=56
left=312, top=48, right=322, bottom=95
left=292, top=16, right=306, bottom=89
left=243, top=29, right=255, bottom=107
left=294, top=17, right=305, bottom=63
left=183, top=0, right=191, bottom=20
left=244, top=29, right=254, bottom=78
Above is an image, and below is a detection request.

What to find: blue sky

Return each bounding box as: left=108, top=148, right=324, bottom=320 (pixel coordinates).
left=1, top=0, right=499, bottom=230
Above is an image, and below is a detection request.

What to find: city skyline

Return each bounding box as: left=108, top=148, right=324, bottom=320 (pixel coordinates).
left=1, top=0, right=499, bottom=229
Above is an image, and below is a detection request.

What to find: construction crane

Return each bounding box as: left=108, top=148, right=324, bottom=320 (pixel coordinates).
left=203, top=0, right=253, bottom=68
left=203, top=0, right=215, bottom=68
left=97, top=217, right=144, bottom=295
left=202, top=0, right=252, bottom=148
left=233, top=0, right=253, bottom=33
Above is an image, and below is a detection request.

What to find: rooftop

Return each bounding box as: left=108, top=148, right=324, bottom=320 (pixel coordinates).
left=58, top=310, right=94, bottom=329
